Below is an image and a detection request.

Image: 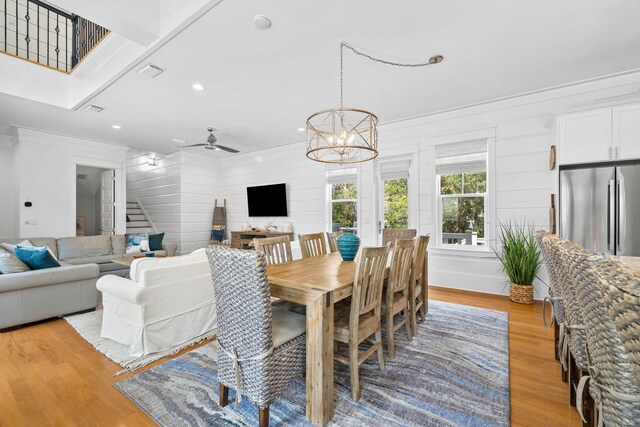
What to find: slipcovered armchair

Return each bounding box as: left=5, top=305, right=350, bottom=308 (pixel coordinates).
left=96, top=249, right=216, bottom=356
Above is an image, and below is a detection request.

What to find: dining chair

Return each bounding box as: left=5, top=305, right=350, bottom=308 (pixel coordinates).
left=384, top=238, right=414, bottom=359
left=536, top=230, right=567, bottom=366
left=409, top=235, right=429, bottom=334
left=326, top=231, right=344, bottom=253
left=205, top=246, right=306, bottom=427
left=334, top=245, right=390, bottom=401
left=298, top=232, right=327, bottom=258
left=253, top=235, right=293, bottom=265
left=382, top=228, right=417, bottom=246
left=576, top=259, right=640, bottom=427
left=555, top=239, right=596, bottom=406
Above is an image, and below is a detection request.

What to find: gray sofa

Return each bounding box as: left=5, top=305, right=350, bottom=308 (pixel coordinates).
left=0, top=235, right=177, bottom=330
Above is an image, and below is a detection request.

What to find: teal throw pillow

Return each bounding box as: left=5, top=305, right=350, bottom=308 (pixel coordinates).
left=148, top=233, right=165, bottom=251
left=14, top=246, right=61, bottom=270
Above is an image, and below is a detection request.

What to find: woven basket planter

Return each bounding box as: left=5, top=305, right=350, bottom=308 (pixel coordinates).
left=510, top=283, right=534, bottom=304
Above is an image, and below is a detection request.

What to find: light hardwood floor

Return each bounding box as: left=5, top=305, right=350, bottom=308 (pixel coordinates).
left=0, top=286, right=581, bottom=427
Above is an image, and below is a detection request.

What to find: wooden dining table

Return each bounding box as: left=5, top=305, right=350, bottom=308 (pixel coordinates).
left=267, top=252, right=356, bottom=426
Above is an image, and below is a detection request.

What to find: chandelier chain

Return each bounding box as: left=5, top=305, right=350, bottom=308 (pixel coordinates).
left=341, top=42, right=438, bottom=68
left=339, top=42, right=437, bottom=112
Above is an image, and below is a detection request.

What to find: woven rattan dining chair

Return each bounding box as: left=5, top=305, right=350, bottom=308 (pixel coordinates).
left=298, top=232, right=328, bottom=258
left=253, top=235, right=293, bottom=265
left=205, top=246, right=306, bottom=427
left=409, top=235, right=429, bottom=334
left=574, top=259, right=640, bottom=427
left=560, top=245, right=609, bottom=425
left=555, top=239, right=595, bottom=406
left=334, top=245, right=390, bottom=401
left=383, top=238, right=414, bottom=359
left=326, top=231, right=344, bottom=253
left=536, top=230, right=568, bottom=367
left=382, top=228, right=417, bottom=246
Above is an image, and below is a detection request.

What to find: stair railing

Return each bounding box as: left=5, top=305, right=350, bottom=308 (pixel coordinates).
left=1, top=0, right=109, bottom=73
left=135, top=197, right=159, bottom=233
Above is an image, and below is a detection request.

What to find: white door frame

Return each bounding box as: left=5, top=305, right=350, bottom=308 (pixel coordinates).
left=69, top=156, right=126, bottom=236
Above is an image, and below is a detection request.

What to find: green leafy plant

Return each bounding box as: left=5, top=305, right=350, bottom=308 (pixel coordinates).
left=495, top=222, right=542, bottom=285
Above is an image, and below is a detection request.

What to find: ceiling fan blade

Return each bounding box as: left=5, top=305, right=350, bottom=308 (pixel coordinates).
left=215, top=145, right=240, bottom=153
left=181, top=143, right=207, bottom=147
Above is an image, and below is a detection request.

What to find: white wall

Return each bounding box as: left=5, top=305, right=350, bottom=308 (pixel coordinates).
left=222, top=143, right=326, bottom=237
left=0, top=144, right=18, bottom=237
left=13, top=128, right=128, bottom=238
left=219, top=71, right=640, bottom=299
left=126, top=150, right=222, bottom=254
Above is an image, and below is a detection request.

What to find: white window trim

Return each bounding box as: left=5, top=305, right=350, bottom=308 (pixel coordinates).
left=433, top=137, right=496, bottom=255
left=325, top=166, right=360, bottom=234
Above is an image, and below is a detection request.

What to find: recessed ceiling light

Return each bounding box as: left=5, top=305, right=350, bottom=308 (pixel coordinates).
left=297, top=127, right=305, bottom=132
left=171, top=138, right=187, bottom=144
left=112, top=125, right=121, bottom=129
left=192, top=83, right=205, bottom=91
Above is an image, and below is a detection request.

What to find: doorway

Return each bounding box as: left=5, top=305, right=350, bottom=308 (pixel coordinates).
left=75, top=165, right=115, bottom=236
left=376, top=157, right=417, bottom=243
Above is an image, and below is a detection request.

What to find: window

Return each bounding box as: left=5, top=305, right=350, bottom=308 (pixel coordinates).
left=436, top=140, right=487, bottom=247
left=327, top=168, right=358, bottom=234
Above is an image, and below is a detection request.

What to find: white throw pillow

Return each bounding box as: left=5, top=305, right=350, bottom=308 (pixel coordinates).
left=1, top=240, right=33, bottom=254
left=139, top=239, right=150, bottom=252
left=0, top=247, right=30, bottom=274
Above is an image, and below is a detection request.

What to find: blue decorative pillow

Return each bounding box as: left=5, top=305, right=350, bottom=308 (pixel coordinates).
left=148, top=233, right=165, bottom=251
left=125, top=233, right=149, bottom=253
left=14, top=246, right=61, bottom=270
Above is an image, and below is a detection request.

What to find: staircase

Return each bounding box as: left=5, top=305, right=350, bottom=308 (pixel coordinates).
left=126, top=201, right=156, bottom=234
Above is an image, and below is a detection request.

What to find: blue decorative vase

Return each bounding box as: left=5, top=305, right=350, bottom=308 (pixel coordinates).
left=336, top=233, right=360, bottom=261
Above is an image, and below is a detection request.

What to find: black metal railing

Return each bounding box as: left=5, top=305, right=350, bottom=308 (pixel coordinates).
left=1, top=0, right=109, bottom=73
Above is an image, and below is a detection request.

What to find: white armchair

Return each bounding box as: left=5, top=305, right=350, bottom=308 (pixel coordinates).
left=96, top=249, right=216, bottom=356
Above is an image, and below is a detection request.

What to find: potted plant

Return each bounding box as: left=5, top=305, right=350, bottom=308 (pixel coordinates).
left=495, top=222, right=542, bottom=304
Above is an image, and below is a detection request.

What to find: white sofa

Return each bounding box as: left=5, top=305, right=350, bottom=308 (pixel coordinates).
left=96, top=249, right=216, bottom=356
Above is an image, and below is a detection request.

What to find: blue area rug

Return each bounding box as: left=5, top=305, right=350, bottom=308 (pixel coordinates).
left=115, top=300, right=509, bottom=426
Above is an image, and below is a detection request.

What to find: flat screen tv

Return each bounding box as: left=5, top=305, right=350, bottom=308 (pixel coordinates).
left=247, top=183, right=288, bottom=217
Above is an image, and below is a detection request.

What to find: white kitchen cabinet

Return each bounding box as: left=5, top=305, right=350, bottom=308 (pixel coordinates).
left=613, top=103, right=640, bottom=160
left=557, top=108, right=612, bottom=165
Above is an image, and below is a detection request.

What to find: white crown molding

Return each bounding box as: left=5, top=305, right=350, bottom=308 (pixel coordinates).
left=15, top=127, right=130, bottom=153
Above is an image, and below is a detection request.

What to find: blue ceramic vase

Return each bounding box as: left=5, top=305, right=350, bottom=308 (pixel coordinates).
left=336, top=233, right=360, bottom=261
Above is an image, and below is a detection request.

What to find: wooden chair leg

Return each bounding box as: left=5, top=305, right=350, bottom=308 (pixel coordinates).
left=349, top=343, right=361, bottom=401
left=219, top=384, right=229, bottom=407
left=409, top=297, right=418, bottom=335
left=569, top=353, right=578, bottom=407
left=375, top=330, right=385, bottom=372
left=418, top=291, right=427, bottom=322
left=404, top=310, right=412, bottom=342
left=387, top=310, right=395, bottom=360
left=553, top=322, right=560, bottom=361
left=258, top=405, right=269, bottom=427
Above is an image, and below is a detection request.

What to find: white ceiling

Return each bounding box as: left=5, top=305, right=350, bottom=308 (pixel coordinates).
left=1, top=0, right=640, bottom=156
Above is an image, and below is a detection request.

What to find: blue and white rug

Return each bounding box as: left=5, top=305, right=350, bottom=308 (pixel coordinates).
left=115, top=300, right=510, bottom=426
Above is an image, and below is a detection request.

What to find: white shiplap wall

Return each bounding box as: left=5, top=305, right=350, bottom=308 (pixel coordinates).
left=179, top=151, right=222, bottom=254
left=126, top=150, right=222, bottom=255
left=218, top=70, right=640, bottom=299
left=221, top=143, right=326, bottom=237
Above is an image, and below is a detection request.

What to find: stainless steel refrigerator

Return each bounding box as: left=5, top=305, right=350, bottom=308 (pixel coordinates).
left=560, top=161, right=640, bottom=256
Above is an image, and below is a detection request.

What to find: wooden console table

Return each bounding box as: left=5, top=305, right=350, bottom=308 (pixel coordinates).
left=230, top=230, right=294, bottom=249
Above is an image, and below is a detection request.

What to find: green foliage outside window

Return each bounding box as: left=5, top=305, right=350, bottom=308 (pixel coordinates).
left=331, top=183, right=357, bottom=227
left=440, top=172, right=486, bottom=239
left=384, top=178, right=409, bottom=229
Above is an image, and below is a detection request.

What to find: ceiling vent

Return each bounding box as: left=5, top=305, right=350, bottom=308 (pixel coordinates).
left=84, top=104, right=105, bottom=113
left=76, top=173, right=88, bottom=180
left=137, top=63, right=165, bottom=78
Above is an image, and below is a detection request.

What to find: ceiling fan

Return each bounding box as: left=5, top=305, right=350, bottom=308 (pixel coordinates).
left=182, top=127, right=239, bottom=153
